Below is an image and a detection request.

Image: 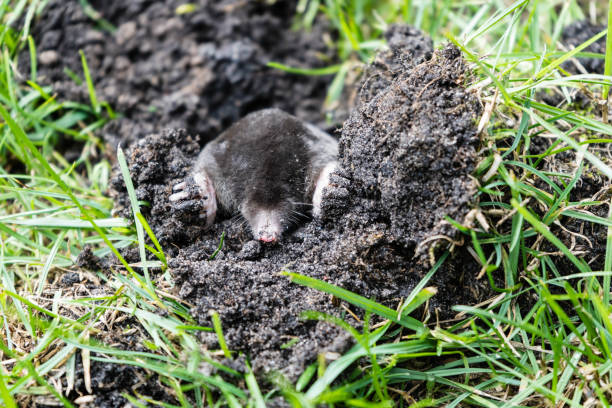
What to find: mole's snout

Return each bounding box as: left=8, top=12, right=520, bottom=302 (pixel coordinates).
left=248, top=208, right=283, bottom=244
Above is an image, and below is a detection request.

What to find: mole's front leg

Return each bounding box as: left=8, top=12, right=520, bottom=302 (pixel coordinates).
left=169, top=170, right=217, bottom=228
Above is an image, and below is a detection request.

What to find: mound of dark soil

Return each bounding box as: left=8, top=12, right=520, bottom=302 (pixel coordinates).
left=111, top=26, right=487, bottom=381
left=24, top=0, right=336, bottom=149
left=328, top=27, right=479, bottom=265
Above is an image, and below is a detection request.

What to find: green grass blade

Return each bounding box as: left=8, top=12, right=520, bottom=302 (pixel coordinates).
left=534, top=29, right=606, bottom=80
left=512, top=198, right=589, bottom=273
left=36, top=229, right=66, bottom=295
left=79, top=49, right=100, bottom=114
left=209, top=310, right=231, bottom=359
left=267, top=62, right=341, bottom=76
left=0, top=372, right=16, bottom=408
left=527, top=110, right=612, bottom=179
left=27, top=35, right=36, bottom=81
left=282, top=271, right=425, bottom=332
left=602, top=0, right=612, bottom=100
left=0, top=103, right=159, bottom=305
left=398, top=251, right=448, bottom=317
left=116, top=145, right=154, bottom=290
left=245, top=365, right=266, bottom=408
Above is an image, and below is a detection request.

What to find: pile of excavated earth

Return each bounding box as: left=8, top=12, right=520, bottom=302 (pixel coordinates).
left=110, top=25, right=485, bottom=379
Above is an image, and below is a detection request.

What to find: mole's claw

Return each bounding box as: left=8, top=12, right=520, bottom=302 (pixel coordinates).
left=169, top=171, right=217, bottom=228
left=172, top=181, right=187, bottom=192
left=191, top=170, right=217, bottom=227
left=174, top=199, right=199, bottom=211
left=312, top=161, right=337, bottom=218
left=169, top=191, right=189, bottom=202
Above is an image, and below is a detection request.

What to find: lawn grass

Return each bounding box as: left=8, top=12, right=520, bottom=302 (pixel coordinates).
left=1, top=0, right=612, bottom=407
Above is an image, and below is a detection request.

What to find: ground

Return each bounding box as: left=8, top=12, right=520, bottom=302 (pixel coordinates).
left=9, top=0, right=612, bottom=406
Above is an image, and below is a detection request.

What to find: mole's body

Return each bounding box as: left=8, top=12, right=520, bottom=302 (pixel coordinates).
left=170, top=109, right=338, bottom=243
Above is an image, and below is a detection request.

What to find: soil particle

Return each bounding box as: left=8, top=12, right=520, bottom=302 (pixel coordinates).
left=112, top=25, right=487, bottom=381
left=59, top=271, right=82, bottom=286
left=38, top=50, right=60, bottom=66
left=75, top=245, right=105, bottom=271
left=24, top=0, right=338, bottom=149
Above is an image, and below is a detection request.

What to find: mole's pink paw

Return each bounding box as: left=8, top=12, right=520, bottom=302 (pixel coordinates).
left=169, top=171, right=217, bottom=227
left=312, top=161, right=337, bottom=218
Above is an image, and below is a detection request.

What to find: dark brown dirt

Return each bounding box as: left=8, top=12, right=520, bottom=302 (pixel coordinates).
left=561, top=20, right=607, bottom=74
left=24, top=0, right=339, bottom=150
left=328, top=30, right=479, bottom=265
left=110, top=25, right=487, bottom=384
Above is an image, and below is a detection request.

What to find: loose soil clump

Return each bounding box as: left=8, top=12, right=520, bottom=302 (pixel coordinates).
left=111, top=25, right=487, bottom=380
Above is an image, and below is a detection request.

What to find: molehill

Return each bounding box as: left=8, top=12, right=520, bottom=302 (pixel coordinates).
left=110, top=25, right=487, bottom=379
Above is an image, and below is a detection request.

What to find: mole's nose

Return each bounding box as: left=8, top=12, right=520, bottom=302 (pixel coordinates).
left=258, top=234, right=277, bottom=243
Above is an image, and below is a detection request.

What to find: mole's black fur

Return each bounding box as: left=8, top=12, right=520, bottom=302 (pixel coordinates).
left=206, top=109, right=312, bottom=212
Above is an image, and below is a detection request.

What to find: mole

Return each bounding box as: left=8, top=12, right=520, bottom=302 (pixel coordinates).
left=169, top=108, right=338, bottom=243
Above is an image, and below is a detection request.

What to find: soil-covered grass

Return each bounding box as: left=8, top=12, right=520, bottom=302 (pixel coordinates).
left=1, top=0, right=612, bottom=407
